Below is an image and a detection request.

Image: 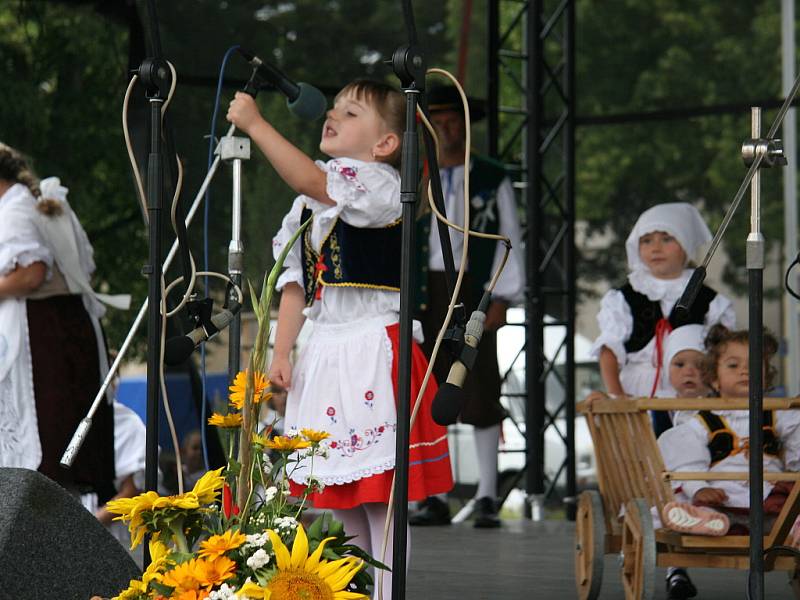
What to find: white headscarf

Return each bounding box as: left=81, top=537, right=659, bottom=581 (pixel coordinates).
left=625, top=203, right=712, bottom=272
left=663, top=324, right=706, bottom=372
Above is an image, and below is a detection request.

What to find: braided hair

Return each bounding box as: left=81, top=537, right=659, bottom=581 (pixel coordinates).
left=0, top=143, right=61, bottom=215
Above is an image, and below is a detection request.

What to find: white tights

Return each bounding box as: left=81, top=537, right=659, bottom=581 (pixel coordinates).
left=333, top=503, right=410, bottom=600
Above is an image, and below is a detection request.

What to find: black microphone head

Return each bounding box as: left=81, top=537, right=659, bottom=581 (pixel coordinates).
left=287, top=83, right=327, bottom=120
left=164, top=335, right=196, bottom=366
left=431, top=382, right=464, bottom=426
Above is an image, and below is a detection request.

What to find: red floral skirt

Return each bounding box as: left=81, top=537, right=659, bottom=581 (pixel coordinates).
left=290, top=322, right=453, bottom=509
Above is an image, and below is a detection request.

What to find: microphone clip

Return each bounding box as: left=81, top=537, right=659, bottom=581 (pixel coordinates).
left=185, top=297, right=220, bottom=340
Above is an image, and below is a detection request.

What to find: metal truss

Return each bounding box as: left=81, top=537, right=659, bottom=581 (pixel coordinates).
left=487, top=0, right=576, bottom=519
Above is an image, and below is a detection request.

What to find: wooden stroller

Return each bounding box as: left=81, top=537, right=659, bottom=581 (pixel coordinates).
left=575, top=396, right=800, bottom=600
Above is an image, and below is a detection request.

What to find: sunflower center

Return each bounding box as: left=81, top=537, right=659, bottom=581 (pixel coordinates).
left=267, top=569, right=335, bottom=600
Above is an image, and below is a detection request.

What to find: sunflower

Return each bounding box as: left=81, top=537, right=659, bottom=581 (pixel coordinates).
left=264, top=435, right=312, bottom=452
left=301, top=429, right=331, bottom=444
left=242, top=524, right=368, bottom=600
left=229, top=370, right=270, bottom=410
left=198, top=529, right=247, bottom=561
left=208, top=412, right=243, bottom=429
left=191, top=467, right=226, bottom=505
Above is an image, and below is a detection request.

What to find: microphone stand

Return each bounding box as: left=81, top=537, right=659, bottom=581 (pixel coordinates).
left=138, top=58, right=171, bottom=518
left=218, top=135, right=251, bottom=380
left=60, top=61, right=271, bottom=474
left=390, top=42, right=426, bottom=600
left=675, top=77, right=799, bottom=600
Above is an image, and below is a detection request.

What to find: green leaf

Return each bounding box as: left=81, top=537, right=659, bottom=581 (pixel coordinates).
left=306, top=513, right=325, bottom=541
left=262, top=216, right=311, bottom=317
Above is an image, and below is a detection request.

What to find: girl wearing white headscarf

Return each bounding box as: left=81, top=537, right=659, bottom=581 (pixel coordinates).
left=0, top=143, right=128, bottom=495
left=590, top=203, right=735, bottom=434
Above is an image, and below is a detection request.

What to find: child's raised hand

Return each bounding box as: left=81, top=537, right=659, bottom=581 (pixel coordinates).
left=692, top=487, right=728, bottom=507
left=227, top=91, right=265, bottom=135
left=269, top=354, right=293, bottom=390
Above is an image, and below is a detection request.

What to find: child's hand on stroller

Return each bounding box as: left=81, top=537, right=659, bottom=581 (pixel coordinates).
left=692, top=487, right=728, bottom=507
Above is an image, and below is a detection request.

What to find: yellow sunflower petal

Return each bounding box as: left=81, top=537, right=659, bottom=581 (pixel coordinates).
left=239, top=581, right=271, bottom=599
left=267, top=529, right=291, bottom=570
left=317, top=557, right=354, bottom=580
left=290, top=523, right=309, bottom=569
left=332, top=592, right=369, bottom=600
left=305, top=536, right=337, bottom=571
left=324, top=558, right=363, bottom=591
left=192, top=467, right=225, bottom=504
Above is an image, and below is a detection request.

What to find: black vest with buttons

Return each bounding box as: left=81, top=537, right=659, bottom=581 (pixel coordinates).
left=300, top=206, right=402, bottom=306
left=620, top=283, right=717, bottom=353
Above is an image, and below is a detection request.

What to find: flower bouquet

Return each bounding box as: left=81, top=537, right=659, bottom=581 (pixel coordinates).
left=107, top=221, right=384, bottom=599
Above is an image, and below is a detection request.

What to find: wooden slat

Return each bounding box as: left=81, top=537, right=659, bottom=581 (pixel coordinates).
left=579, top=396, right=800, bottom=414
left=766, top=481, right=800, bottom=569
left=663, top=471, right=800, bottom=482
left=677, top=535, right=754, bottom=548
left=656, top=552, right=797, bottom=571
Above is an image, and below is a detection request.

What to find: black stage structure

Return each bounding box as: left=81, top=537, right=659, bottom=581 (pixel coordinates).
left=487, top=0, right=578, bottom=520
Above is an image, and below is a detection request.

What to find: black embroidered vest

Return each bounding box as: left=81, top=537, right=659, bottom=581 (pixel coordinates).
left=696, top=410, right=782, bottom=466
left=300, top=206, right=402, bottom=306
left=620, top=283, right=716, bottom=353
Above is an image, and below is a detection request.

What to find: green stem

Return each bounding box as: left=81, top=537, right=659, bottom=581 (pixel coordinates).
left=170, top=518, right=190, bottom=554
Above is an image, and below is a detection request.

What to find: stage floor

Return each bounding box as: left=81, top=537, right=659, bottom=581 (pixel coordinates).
left=406, top=519, right=793, bottom=599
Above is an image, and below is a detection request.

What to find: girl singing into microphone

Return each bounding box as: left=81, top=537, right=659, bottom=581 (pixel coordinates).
left=228, top=79, right=453, bottom=598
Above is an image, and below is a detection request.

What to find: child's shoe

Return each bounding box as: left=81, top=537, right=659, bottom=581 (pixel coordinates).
left=662, top=501, right=730, bottom=536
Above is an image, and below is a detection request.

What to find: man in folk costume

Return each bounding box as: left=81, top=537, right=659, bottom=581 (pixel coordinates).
left=410, top=85, right=524, bottom=528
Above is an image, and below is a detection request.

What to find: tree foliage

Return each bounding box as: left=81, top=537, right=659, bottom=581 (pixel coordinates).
left=0, top=0, right=794, bottom=358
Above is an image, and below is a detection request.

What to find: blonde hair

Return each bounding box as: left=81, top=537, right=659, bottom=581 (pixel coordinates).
left=336, top=79, right=405, bottom=167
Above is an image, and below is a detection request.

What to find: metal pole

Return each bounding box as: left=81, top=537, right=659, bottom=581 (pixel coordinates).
left=525, top=0, right=546, bottom=521
left=782, top=0, right=799, bottom=395
left=487, top=0, right=499, bottom=159
left=228, top=157, right=244, bottom=380
left=564, top=0, right=577, bottom=522
left=747, top=106, right=766, bottom=600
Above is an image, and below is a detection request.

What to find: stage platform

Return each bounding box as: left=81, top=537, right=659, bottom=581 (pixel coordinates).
left=406, top=518, right=793, bottom=599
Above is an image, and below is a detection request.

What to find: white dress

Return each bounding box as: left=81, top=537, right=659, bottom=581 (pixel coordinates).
left=590, top=269, right=735, bottom=397
left=273, top=158, right=408, bottom=487
left=0, top=184, right=53, bottom=469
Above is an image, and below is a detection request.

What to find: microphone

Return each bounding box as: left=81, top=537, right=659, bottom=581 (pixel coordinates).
left=237, top=47, right=327, bottom=120
left=673, top=266, right=707, bottom=319
left=164, top=301, right=242, bottom=366
left=431, top=303, right=488, bottom=426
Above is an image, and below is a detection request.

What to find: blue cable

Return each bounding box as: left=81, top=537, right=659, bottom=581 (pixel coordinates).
left=200, top=44, right=240, bottom=472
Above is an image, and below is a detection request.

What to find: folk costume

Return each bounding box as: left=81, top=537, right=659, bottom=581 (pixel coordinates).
left=0, top=178, right=128, bottom=492
left=659, top=408, right=800, bottom=511
left=590, top=203, right=735, bottom=434
left=273, top=157, right=453, bottom=509
left=416, top=154, right=524, bottom=428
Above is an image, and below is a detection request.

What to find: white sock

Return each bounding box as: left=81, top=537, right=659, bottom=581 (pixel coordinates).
left=474, top=423, right=501, bottom=500
left=364, top=502, right=410, bottom=600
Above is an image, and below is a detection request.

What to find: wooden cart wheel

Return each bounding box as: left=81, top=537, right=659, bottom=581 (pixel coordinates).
left=620, top=498, right=655, bottom=600
left=575, top=490, right=605, bottom=600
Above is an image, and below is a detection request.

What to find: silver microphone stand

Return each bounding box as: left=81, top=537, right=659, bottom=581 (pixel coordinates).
left=217, top=136, right=251, bottom=380
left=676, top=79, right=800, bottom=600
left=60, top=124, right=240, bottom=468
